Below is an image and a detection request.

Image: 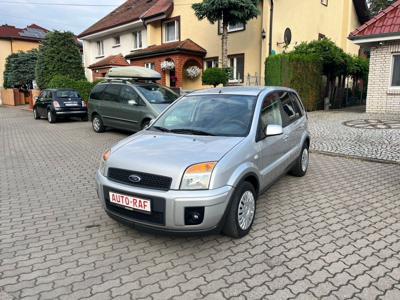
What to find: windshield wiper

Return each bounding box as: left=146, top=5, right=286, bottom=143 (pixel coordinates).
left=170, top=128, right=215, bottom=136
left=152, top=126, right=171, bottom=132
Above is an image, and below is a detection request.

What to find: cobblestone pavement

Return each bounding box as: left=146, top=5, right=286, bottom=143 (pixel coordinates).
left=308, top=107, right=400, bottom=163
left=1, top=106, right=400, bottom=300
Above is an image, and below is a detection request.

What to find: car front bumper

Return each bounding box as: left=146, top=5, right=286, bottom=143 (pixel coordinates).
left=95, top=170, right=233, bottom=233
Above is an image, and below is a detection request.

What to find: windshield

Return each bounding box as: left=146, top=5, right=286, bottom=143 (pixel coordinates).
left=56, top=90, right=79, bottom=98
left=136, top=84, right=178, bottom=104
left=150, top=94, right=257, bottom=137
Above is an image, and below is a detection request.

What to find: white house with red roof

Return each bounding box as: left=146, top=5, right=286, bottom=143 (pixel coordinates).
left=349, top=1, right=400, bottom=114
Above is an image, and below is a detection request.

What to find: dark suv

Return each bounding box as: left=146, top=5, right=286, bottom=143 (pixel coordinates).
left=88, top=81, right=178, bottom=133
left=33, top=89, right=88, bottom=123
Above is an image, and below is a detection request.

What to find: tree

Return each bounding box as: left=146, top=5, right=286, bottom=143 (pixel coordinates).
left=192, top=0, right=259, bottom=68
left=3, top=50, right=38, bottom=89
left=368, top=0, right=395, bottom=16
left=202, top=67, right=229, bottom=86
left=35, top=31, right=85, bottom=89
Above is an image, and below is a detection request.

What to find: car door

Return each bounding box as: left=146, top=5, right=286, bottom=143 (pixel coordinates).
left=257, top=91, right=288, bottom=188
left=279, top=91, right=302, bottom=166
left=35, top=91, right=46, bottom=116
left=289, top=92, right=307, bottom=155
left=118, top=85, right=148, bottom=131
left=98, top=84, right=123, bottom=129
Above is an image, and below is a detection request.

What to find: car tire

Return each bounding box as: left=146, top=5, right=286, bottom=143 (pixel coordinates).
left=289, top=142, right=309, bottom=177
left=47, top=110, right=56, bottom=123
left=81, top=115, right=89, bottom=122
left=92, top=115, right=105, bottom=133
left=33, top=108, right=40, bottom=120
left=222, top=181, right=257, bottom=238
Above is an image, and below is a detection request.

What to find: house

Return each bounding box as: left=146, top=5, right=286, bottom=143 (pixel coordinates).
left=78, top=0, right=369, bottom=90
left=349, top=1, right=400, bottom=114
left=0, top=24, right=48, bottom=90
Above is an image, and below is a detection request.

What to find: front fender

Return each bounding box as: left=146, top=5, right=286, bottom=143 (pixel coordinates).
left=226, top=161, right=261, bottom=188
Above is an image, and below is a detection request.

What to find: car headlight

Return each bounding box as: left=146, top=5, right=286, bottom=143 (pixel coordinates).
left=180, top=162, right=217, bottom=190
left=99, top=149, right=111, bottom=176
left=53, top=100, right=60, bottom=109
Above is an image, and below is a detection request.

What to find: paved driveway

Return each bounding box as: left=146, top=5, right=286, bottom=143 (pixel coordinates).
left=1, top=106, right=400, bottom=300
left=308, top=107, right=400, bottom=163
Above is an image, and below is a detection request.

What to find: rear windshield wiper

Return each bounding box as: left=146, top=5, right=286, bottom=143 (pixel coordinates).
left=152, top=126, right=171, bottom=132
left=170, top=128, right=215, bottom=136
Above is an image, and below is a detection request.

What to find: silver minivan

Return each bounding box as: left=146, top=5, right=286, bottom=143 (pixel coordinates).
left=96, top=87, right=310, bottom=238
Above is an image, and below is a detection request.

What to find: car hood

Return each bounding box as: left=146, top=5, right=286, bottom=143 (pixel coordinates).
left=108, top=131, right=243, bottom=189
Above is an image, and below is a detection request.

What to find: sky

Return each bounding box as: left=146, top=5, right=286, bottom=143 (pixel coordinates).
left=0, top=0, right=125, bottom=34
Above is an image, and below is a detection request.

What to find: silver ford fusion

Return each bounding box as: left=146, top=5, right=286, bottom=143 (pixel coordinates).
left=96, top=87, right=310, bottom=238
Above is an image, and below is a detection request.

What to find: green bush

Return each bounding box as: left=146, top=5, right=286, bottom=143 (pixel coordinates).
left=3, top=50, right=38, bottom=88
left=47, top=75, right=100, bottom=101
left=202, top=68, right=229, bottom=87
left=35, top=31, right=85, bottom=89
left=265, top=53, right=323, bottom=111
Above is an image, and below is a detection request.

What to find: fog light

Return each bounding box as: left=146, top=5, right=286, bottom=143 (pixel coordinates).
left=185, top=207, right=205, bottom=225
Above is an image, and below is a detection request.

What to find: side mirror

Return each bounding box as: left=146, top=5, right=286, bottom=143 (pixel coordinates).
left=265, top=124, right=283, bottom=137
left=128, top=99, right=138, bottom=106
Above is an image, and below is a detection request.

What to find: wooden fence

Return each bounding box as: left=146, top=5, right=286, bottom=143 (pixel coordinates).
left=0, top=89, right=41, bottom=108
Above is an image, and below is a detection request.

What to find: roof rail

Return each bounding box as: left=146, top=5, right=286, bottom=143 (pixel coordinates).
left=104, top=77, right=157, bottom=83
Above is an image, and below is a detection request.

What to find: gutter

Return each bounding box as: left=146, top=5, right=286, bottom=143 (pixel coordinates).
left=268, top=0, right=274, bottom=55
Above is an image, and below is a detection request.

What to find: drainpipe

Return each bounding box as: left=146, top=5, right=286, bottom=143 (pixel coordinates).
left=268, top=0, right=274, bottom=56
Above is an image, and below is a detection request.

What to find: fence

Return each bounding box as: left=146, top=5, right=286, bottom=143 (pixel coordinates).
left=0, top=88, right=40, bottom=108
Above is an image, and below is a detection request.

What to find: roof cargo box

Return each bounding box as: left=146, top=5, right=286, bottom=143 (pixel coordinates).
left=106, top=66, right=161, bottom=80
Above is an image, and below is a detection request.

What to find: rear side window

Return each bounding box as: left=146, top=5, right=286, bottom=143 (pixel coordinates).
left=280, top=91, right=299, bottom=127
left=90, top=84, right=107, bottom=100
left=101, top=84, right=121, bottom=102
left=290, top=93, right=304, bottom=115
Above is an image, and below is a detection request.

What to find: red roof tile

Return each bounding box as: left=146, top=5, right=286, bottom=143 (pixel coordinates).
left=349, top=0, right=400, bottom=39
left=78, top=0, right=173, bottom=38
left=0, top=23, right=48, bottom=41
left=126, top=39, right=207, bottom=59
left=89, top=54, right=129, bottom=69
left=141, top=0, right=173, bottom=21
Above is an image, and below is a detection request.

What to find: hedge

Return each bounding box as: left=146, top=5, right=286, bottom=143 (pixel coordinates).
left=47, top=75, right=101, bottom=101
left=265, top=53, right=323, bottom=111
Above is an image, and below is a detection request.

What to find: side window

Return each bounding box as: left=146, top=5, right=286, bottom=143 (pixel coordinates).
left=259, top=92, right=283, bottom=137
left=102, top=84, right=121, bottom=102
left=120, top=86, right=141, bottom=105
left=290, top=93, right=304, bottom=116
left=280, top=91, right=298, bottom=127
left=90, top=85, right=107, bottom=100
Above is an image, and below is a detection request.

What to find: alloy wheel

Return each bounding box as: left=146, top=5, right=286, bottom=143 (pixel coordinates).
left=237, top=190, right=255, bottom=230
left=301, top=148, right=309, bottom=172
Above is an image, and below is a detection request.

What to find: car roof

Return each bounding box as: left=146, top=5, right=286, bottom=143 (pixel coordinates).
left=188, top=86, right=297, bottom=97
left=45, top=88, right=78, bottom=91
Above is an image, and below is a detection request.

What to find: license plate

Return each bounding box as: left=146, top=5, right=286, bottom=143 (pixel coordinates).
left=109, top=191, right=151, bottom=213
left=65, top=102, right=78, bottom=106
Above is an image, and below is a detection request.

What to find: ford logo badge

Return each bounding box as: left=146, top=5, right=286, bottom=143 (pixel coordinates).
left=128, top=175, right=141, bottom=183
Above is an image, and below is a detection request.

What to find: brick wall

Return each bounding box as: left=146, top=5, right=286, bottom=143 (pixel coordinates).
left=367, top=42, right=400, bottom=114
left=129, top=54, right=203, bottom=88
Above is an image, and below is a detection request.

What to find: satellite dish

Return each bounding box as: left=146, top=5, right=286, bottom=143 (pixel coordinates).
left=284, top=28, right=292, bottom=45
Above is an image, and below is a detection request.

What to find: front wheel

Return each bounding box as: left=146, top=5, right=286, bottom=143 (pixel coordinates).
left=47, top=110, right=56, bottom=123
left=289, top=143, right=309, bottom=177
left=33, top=108, right=40, bottom=120
left=92, top=115, right=105, bottom=133
left=222, top=181, right=257, bottom=238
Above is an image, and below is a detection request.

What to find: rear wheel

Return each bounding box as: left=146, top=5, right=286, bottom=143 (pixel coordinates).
left=92, top=115, right=105, bottom=133
left=47, top=110, right=56, bottom=123
left=33, top=108, right=40, bottom=120
left=289, top=143, right=309, bottom=177
left=222, top=181, right=257, bottom=238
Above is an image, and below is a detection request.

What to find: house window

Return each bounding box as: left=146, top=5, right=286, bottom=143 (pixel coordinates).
left=218, top=21, right=245, bottom=34
left=204, top=58, right=218, bottom=69
left=321, top=0, right=328, bottom=6
left=96, top=40, right=104, bottom=56
left=114, top=36, right=120, bottom=46
left=133, top=31, right=143, bottom=49
left=145, top=62, right=155, bottom=70
left=228, top=54, right=244, bottom=83
left=391, top=55, right=400, bottom=86
left=164, top=19, right=179, bottom=42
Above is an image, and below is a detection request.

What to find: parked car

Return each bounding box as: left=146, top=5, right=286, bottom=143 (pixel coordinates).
left=96, top=87, right=310, bottom=238
left=88, top=67, right=179, bottom=133
left=33, top=89, right=88, bottom=123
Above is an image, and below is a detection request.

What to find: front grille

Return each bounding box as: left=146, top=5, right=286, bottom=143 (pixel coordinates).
left=104, top=186, right=165, bottom=225
left=107, top=168, right=172, bottom=191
